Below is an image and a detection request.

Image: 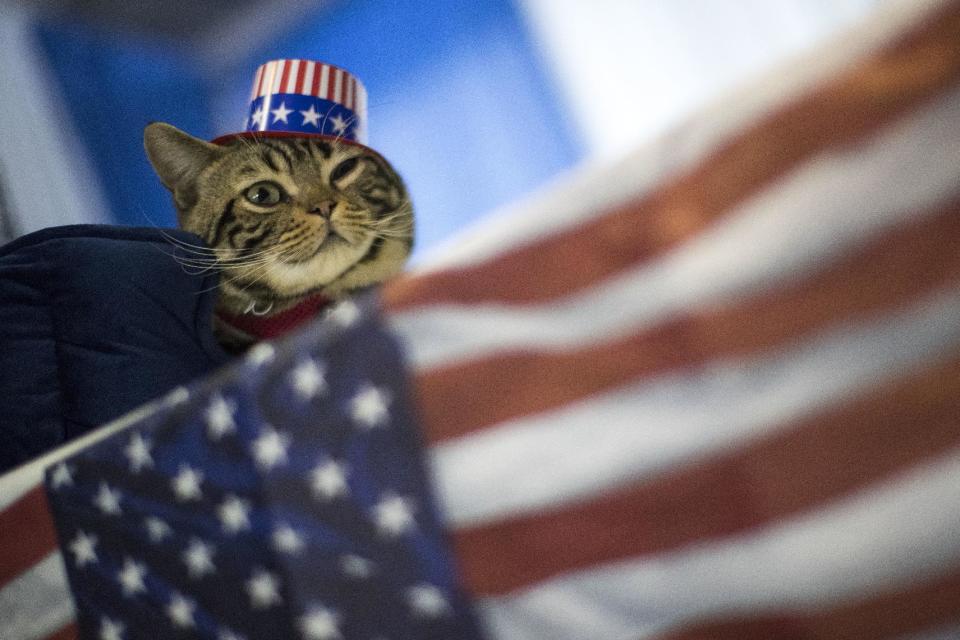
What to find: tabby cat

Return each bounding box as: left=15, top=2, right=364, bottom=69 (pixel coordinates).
left=143, top=122, right=413, bottom=350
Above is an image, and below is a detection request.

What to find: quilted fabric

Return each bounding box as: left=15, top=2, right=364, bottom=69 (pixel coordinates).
left=0, top=225, right=230, bottom=473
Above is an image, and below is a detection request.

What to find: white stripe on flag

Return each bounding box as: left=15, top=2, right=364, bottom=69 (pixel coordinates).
left=432, top=286, right=960, bottom=526
left=284, top=59, right=300, bottom=94
left=477, top=445, right=960, bottom=640
left=392, top=79, right=960, bottom=371
left=0, top=552, right=73, bottom=640
left=301, top=61, right=315, bottom=96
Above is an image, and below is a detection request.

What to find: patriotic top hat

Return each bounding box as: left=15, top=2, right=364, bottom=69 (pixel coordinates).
left=213, top=59, right=369, bottom=146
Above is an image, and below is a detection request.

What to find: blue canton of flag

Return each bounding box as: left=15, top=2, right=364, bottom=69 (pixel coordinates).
left=44, top=298, right=484, bottom=640
left=248, top=94, right=360, bottom=141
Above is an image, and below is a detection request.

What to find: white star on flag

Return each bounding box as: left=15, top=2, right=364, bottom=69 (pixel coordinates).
left=271, top=101, right=294, bottom=124
left=171, top=465, right=204, bottom=502
left=310, top=459, right=349, bottom=501
left=117, top=557, right=147, bottom=597
left=183, top=538, right=217, bottom=579
left=124, top=432, right=153, bottom=473
left=252, top=426, right=290, bottom=472
left=290, top=358, right=327, bottom=400
left=49, top=462, right=74, bottom=490
left=205, top=394, right=236, bottom=440
left=99, top=617, right=124, bottom=640
left=167, top=591, right=196, bottom=629
left=246, top=342, right=275, bottom=366
left=328, top=113, right=349, bottom=135
left=272, top=523, right=306, bottom=555
left=406, top=583, right=451, bottom=619
left=69, top=530, right=98, bottom=568
left=144, top=516, right=172, bottom=543
left=371, top=493, right=416, bottom=537
left=339, top=554, right=376, bottom=580
left=298, top=606, right=343, bottom=640
left=246, top=569, right=282, bottom=609
left=327, top=299, right=360, bottom=327
left=300, top=104, right=322, bottom=127
left=218, top=628, right=246, bottom=640
left=217, top=494, right=252, bottom=534
left=93, top=482, right=122, bottom=516
left=350, top=384, right=391, bottom=429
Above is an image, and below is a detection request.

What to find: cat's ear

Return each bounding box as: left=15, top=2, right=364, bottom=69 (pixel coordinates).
left=143, top=122, right=224, bottom=196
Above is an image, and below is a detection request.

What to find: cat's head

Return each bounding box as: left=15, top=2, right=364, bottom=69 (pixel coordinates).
left=143, top=122, right=413, bottom=313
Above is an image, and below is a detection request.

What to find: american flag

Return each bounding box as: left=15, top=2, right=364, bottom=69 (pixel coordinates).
left=3, top=0, right=960, bottom=638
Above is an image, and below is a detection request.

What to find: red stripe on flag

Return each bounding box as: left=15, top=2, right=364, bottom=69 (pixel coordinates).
left=415, top=197, right=960, bottom=444
left=346, top=77, right=355, bottom=110
left=278, top=60, right=292, bottom=95
left=0, top=485, right=59, bottom=589
left=383, top=5, right=960, bottom=312
left=650, top=565, right=960, bottom=640
left=454, top=349, right=960, bottom=595
left=295, top=60, right=309, bottom=95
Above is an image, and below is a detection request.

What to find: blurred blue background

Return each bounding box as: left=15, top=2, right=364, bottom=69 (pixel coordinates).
left=0, top=0, right=882, bottom=258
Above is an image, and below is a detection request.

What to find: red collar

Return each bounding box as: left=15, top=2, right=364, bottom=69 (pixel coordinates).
left=215, top=294, right=332, bottom=340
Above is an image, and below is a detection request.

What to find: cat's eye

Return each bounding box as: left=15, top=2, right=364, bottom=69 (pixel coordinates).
left=244, top=181, right=285, bottom=206
left=330, top=157, right=360, bottom=183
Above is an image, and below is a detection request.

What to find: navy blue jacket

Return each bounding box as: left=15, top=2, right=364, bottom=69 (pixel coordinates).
left=0, top=225, right=231, bottom=473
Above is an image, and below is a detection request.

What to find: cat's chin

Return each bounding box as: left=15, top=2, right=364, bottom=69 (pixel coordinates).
left=260, top=239, right=371, bottom=295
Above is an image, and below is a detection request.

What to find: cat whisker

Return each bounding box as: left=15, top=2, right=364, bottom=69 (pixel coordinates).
left=177, top=244, right=295, bottom=283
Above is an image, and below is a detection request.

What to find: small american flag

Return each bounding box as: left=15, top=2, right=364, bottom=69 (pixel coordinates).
left=41, top=304, right=483, bottom=640
left=3, top=0, right=960, bottom=638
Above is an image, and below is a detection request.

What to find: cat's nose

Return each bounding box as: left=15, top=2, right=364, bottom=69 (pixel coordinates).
left=307, top=200, right=336, bottom=219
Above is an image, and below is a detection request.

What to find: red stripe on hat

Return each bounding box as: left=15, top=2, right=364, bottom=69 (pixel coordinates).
left=453, top=347, right=960, bottom=595
left=278, top=60, right=293, bottom=95
left=296, top=60, right=309, bottom=95
left=312, top=63, right=323, bottom=99
left=346, top=76, right=355, bottom=110
left=0, top=485, right=58, bottom=590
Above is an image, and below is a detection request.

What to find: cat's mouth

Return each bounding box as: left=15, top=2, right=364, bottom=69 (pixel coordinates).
left=280, top=228, right=354, bottom=265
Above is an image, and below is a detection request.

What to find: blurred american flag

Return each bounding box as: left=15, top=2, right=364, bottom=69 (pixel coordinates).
left=2, top=0, right=960, bottom=637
